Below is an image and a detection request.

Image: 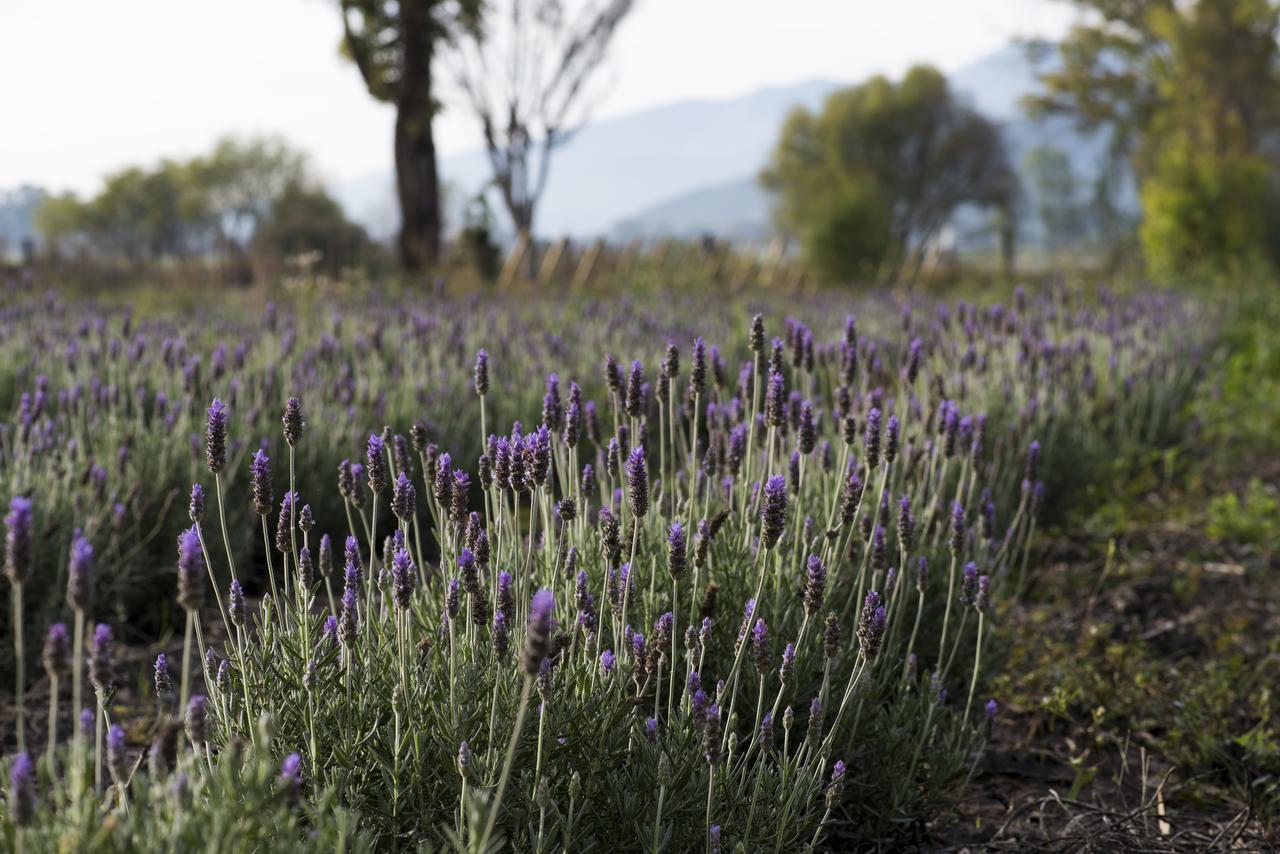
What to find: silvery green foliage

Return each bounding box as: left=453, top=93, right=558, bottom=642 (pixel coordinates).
left=0, top=285, right=1204, bottom=849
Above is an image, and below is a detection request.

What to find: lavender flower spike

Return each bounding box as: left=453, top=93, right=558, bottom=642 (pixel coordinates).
left=205, top=398, right=227, bottom=474
left=761, top=475, right=787, bottom=549
left=176, top=526, right=204, bottom=612
left=66, top=531, right=93, bottom=612
left=4, top=496, right=33, bottom=584
left=523, top=589, right=556, bottom=676
left=627, top=447, right=649, bottom=519
left=8, top=752, right=35, bottom=827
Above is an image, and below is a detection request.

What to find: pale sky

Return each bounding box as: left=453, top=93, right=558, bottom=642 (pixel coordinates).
left=0, top=1, right=1075, bottom=195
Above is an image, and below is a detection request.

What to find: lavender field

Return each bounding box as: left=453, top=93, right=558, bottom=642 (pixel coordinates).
left=3, top=279, right=1245, bottom=851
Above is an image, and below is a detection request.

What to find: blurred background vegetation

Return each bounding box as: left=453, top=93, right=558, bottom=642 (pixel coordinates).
left=5, top=0, right=1280, bottom=295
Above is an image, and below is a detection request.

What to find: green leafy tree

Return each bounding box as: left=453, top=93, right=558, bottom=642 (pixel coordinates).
left=253, top=181, right=383, bottom=275
left=1028, top=0, right=1280, bottom=276
left=762, top=65, right=1016, bottom=284
left=339, top=0, right=482, bottom=271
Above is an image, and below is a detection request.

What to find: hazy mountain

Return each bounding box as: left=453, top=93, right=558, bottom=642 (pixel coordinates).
left=333, top=79, right=839, bottom=241
left=611, top=177, right=773, bottom=242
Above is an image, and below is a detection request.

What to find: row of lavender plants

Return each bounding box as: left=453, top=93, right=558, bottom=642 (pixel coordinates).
left=1, top=285, right=1200, bottom=850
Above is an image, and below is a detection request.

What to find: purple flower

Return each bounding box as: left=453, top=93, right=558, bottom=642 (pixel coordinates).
left=107, top=723, right=127, bottom=784
left=391, top=547, right=415, bottom=610
left=645, top=716, right=658, bottom=744
left=826, top=758, right=847, bottom=808
left=90, top=622, right=112, bottom=692
left=761, top=475, right=787, bottom=549
left=366, top=433, right=387, bottom=494
left=703, top=703, right=722, bottom=766
left=4, top=496, right=34, bottom=584
left=804, top=554, right=826, bottom=616
left=474, top=349, right=490, bottom=396
left=185, top=695, right=207, bottom=753
left=975, top=574, right=990, bottom=611
left=493, top=611, right=510, bottom=658
left=857, top=592, right=887, bottom=661
left=343, top=535, right=362, bottom=590
left=765, top=371, right=785, bottom=428
left=250, top=449, right=273, bottom=516
left=751, top=618, right=771, bottom=674
left=279, top=753, right=302, bottom=807
left=523, top=589, right=555, bottom=675
left=188, top=483, right=205, bottom=523
left=627, top=447, right=649, bottom=519
left=949, top=501, right=965, bottom=554
left=600, top=649, right=616, bottom=675
left=864, top=407, right=882, bottom=468
left=624, top=359, right=645, bottom=418
left=154, top=652, right=174, bottom=701
left=282, top=397, right=304, bottom=447
left=66, top=530, right=92, bottom=612
left=959, top=562, right=978, bottom=605
left=177, top=526, right=204, bottom=612
left=667, top=522, right=687, bottom=580
left=205, top=398, right=227, bottom=474
left=338, top=587, right=358, bottom=647
left=391, top=471, right=416, bottom=522
left=228, top=579, right=245, bottom=626
left=8, top=752, right=35, bottom=826
left=631, top=631, right=646, bottom=665
left=43, top=622, right=69, bottom=678
left=779, top=642, right=796, bottom=684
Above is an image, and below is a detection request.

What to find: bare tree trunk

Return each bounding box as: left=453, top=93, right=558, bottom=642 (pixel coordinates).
left=395, top=0, right=442, bottom=272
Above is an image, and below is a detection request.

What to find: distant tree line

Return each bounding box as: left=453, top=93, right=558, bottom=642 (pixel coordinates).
left=35, top=137, right=383, bottom=279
